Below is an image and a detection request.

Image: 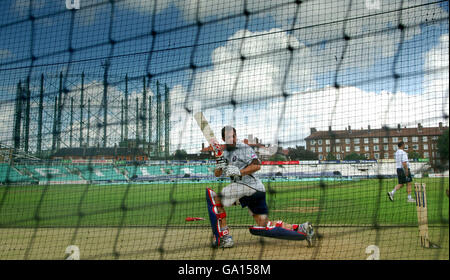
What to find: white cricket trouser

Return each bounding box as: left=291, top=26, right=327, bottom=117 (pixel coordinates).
left=220, top=183, right=256, bottom=207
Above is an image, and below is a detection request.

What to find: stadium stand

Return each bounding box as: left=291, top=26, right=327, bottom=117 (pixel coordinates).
left=73, top=165, right=127, bottom=182
left=0, top=163, right=36, bottom=184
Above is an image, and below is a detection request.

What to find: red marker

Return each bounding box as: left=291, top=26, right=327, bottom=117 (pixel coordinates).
left=185, top=217, right=205, bottom=221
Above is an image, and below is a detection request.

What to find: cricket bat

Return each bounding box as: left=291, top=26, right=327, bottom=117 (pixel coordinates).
left=194, top=112, right=223, bottom=158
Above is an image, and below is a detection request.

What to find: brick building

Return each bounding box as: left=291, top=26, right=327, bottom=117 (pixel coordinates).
left=305, top=123, right=447, bottom=165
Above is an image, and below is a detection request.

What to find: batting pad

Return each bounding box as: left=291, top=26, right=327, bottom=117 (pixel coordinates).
left=249, top=226, right=307, bottom=241
left=206, top=188, right=227, bottom=246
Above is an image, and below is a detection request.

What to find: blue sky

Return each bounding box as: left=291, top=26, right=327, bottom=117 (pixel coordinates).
left=0, top=1, right=444, bottom=89
left=0, top=0, right=448, bottom=152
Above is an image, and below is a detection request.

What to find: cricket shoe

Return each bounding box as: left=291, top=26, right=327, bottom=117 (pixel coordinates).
left=212, top=235, right=234, bottom=249
left=220, top=235, right=234, bottom=248
left=298, top=222, right=315, bottom=247
left=387, top=192, right=394, bottom=202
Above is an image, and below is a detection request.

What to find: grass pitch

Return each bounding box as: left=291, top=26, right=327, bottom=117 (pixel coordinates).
left=0, top=177, right=448, bottom=259
left=0, top=178, right=447, bottom=227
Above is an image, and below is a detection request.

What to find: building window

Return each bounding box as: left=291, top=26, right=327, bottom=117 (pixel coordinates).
left=423, top=144, right=428, bottom=150
left=311, top=147, right=315, bottom=152
left=336, top=139, right=341, bottom=144
left=374, top=153, right=380, bottom=159
left=318, top=140, right=322, bottom=145
left=403, top=137, right=408, bottom=142
left=432, top=136, right=438, bottom=140
left=413, top=144, right=419, bottom=150
left=412, top=137, right=418, bottom=142
left=310, top=140, right=316, bottom=145
left=404, top=144, right=408, bottom=150
left=336, top=146, right=341, bottom=152
left=354, top=146, right=360, bottom=152
left=354, top=138, right=360, bottom=144
left=424, top=152, right=429, bottom=158
left=383, top=145, right=389, bottom=151
left=319, top=154, right=323, bottom=160
left=345, top=138, right=351, bottom=144
left=393, top=137, right=398, bottom=143
left=383, top=137, right=389, bottom=143
left=364, top=138, right=369, bottom=144
left=384, top=153, right=389, bottom=159
left=364, top=146, right=370, bottom=152
left=346, top=146, right=350, bottom=152
left=336, top=154, right=341, bottom=160
left=326, top=146, right=330, bottom=152
left=374, top=145, right=379, bottom=151
left=326, top=139, right=330, bottom=145
left=422, top=136, right=428, bottom=142
left=318, top=147, right=322, bottom=153
left=364, top=153, right=370, bottom=159
left=373, top=138, right=379, bottom=144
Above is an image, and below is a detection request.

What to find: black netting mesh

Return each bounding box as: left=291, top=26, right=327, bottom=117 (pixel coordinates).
left=0, top=0, right=448, bottom=260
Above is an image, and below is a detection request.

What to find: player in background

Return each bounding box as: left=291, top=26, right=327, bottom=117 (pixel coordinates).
left=387, top=141, right=415, bottom=203
left=209, top=126, right=314, bottom=248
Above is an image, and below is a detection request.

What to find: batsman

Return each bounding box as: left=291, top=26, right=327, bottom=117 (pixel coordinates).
left=207, top=126, right=315, bottom=248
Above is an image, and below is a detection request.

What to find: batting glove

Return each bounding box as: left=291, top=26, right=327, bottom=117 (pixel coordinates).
left=216, top=157, right=228, bottom=170
left=224, top=165, right=241, bottom=177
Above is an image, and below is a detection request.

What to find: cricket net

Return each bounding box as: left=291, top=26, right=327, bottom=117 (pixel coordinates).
left=0, top=0, right=448, bottom=260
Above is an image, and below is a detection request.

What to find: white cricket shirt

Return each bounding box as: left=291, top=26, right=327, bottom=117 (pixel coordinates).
left=395, top=149, right=409, bottom=169
left=223, top=141, right=266, bottom=192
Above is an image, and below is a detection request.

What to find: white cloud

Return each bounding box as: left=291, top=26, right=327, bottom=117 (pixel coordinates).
left=187, top=84, right=446, bottom=149
left=270, top=0, right=448, bottom=70
left=167, top=0, right=447, bottom=71
left=273, top=86, right=446, bottom=144
left=169, top=30, right=449, bottom=153
left=423, top=33, right=449, bottom=121
left=3, top=1, right=447, bottom=154
left=185, top=28, right=316, bottom=107
left=122, top=0, right=447, bottom=81
left=166, top=28, right=317, bottom=152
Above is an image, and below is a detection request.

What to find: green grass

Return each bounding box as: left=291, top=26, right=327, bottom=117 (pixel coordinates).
left=0, top=178, right=448, bottom=227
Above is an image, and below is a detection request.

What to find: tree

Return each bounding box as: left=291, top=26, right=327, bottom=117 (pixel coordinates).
left=173, top=149, right=188, bottom=160
left=437, top=128, right=449, bottom=170
left=408, top=151, right=421, bottom=160
left=269, top=153, right=287, bottom=161
left=326, top=152, right=337, bottom=160
left=287, top=146, right=317, bottom=160
left=437, top=128, right=449, bottom=162
left=344, top=152, right=365, bottom=160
